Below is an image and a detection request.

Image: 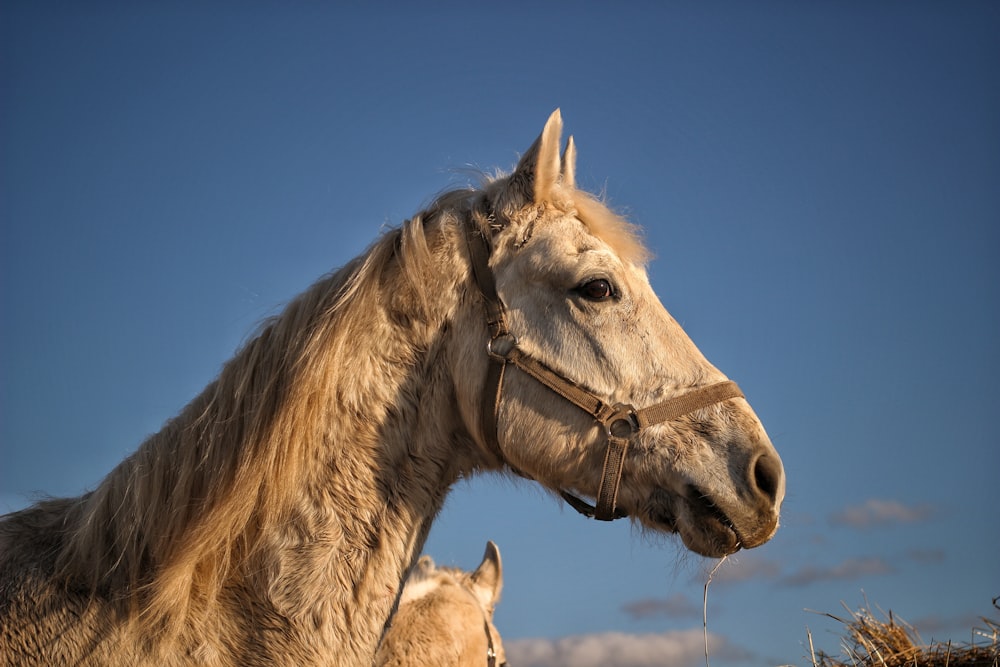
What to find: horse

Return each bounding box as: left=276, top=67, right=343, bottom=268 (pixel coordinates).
left=375, top=541, right=506, bottom=667
left=0, top=110, right=785, bottom=666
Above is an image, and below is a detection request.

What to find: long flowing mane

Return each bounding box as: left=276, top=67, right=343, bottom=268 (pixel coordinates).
left=49, top=200, right=454, bottom=629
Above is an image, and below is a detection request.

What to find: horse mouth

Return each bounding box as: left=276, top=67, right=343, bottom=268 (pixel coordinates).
left=647, top=486, right=743, bottom=558
left=687, top=486, right=744, bottom=555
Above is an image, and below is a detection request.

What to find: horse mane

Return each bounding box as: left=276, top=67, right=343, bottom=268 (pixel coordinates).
left=48, top=163, right=644, bottom=635
left=52, top=205, right=453, bottom=632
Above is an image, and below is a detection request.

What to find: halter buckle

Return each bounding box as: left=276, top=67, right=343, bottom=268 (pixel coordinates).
left=487, top=332, right=518, bottom=360
left=604, top=404, right=639, bottom=440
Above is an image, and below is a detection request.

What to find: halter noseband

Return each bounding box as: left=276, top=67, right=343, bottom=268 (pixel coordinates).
left=465, top=216, right=744, bottom=521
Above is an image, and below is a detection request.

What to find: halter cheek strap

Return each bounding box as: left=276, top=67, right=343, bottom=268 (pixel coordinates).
left=484, top=618, right=498, bottom=667
left=466, top=219, right=743, bottom=521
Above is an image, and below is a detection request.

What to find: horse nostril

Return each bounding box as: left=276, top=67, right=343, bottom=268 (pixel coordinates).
left=752, top=453, right=783, bottom=505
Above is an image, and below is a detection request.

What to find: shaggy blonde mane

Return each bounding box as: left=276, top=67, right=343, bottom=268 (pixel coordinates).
left=52, top=211, right=452, bottom=634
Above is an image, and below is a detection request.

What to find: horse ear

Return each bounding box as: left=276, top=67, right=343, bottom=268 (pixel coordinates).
left=504, top=109, right=566, bottom=207
left=561, top=135, right=576, bottom=190
left=413, top=554, right=435, bottom=578
left=470, top=540, right=503, bottom=607
left=531, top=109, right=563, bottom=201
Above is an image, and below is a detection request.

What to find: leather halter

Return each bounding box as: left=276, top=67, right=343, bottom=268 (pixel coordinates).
left=484, top=617, right=500, bottom=667
left=465, top=215, right=745, bottom=521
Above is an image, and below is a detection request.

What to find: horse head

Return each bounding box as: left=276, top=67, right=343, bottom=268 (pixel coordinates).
left=453, top=110, right=785, bottom=557
left=378, top=542, right=506, bottom=667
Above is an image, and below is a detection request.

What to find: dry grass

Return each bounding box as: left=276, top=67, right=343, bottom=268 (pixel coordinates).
left=807, top=601, right=999, bottom=667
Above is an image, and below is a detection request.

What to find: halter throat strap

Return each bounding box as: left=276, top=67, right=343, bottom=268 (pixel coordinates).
left=465, top=218, right=743, bottom=521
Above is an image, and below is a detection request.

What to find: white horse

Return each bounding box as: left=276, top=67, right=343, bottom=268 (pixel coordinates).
left=376, top=542, right=506, bottom=667
left=0, top=110, right=784, bottom=665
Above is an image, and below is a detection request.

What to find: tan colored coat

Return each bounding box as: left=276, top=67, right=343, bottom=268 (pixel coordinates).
left=377, top=542, right=505, bottom=667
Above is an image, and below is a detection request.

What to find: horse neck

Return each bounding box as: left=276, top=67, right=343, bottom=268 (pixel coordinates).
left=216, top=223, right=480, bottom=661
left=274, top=301, right=476, bottom=657
left=57, top=216, right=484, bottom=664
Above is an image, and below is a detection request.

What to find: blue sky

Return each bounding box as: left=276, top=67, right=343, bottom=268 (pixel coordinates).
left=2, top=3, right=997, bottom=666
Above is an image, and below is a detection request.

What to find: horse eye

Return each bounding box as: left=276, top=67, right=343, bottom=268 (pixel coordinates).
left=577, top=278, right=615, bottom=301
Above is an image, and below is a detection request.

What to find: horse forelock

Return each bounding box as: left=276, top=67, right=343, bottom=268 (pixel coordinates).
left=475, top=169, right=651, bottom=268
left=569, top=191, right=651, bottom=267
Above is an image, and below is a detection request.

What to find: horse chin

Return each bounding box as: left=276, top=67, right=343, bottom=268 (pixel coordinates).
left=643, top=487, right=742, bottom=558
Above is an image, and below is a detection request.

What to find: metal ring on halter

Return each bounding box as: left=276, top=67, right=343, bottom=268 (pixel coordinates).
left=487, top=333, right=518, bottom=360
left=604, top=404, right=639, bottom=440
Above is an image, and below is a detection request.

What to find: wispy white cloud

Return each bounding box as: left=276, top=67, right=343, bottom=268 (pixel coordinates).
left=830, top=499, right=933, bottom=529
left=910, top=611, right=994, bottom=639
left=780, top=556, right=894, bottom=587
left=707, top=554, right=782, bottom=585
left=505, top=629, right=753, bottom=667
left=621, top=593, right=702, bottom=620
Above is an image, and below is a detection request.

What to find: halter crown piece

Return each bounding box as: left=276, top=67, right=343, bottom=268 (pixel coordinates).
left=465, top=215, right=745, bottom=521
